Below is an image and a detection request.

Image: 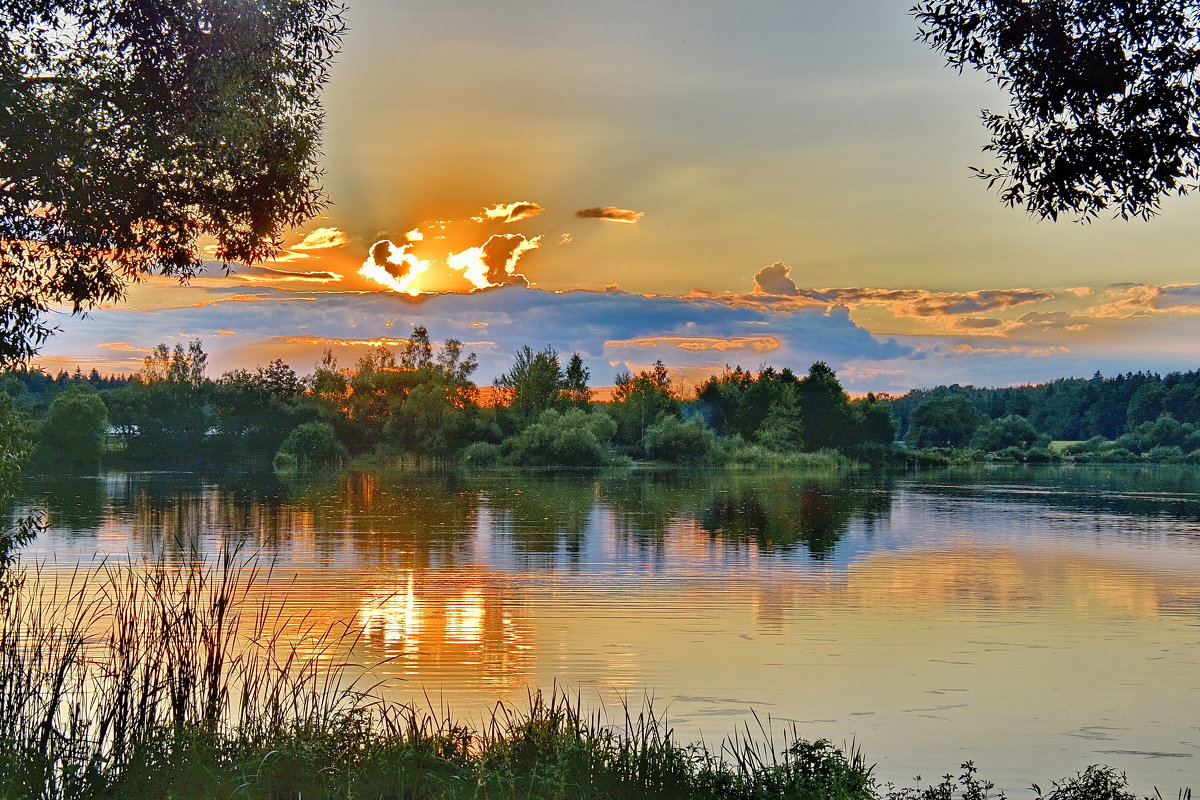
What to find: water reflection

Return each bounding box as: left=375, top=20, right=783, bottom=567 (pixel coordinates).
left=699, top=475, right=893, bottom=557
left=356, top=569, right=536, bottom=690
left=15, top=465, right=1200, bottom=790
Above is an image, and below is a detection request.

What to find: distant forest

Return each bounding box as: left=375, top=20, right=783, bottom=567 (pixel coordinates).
left=889, top=372, right=1200, bottom=441
left=4, top=332, right=1200, bottom=471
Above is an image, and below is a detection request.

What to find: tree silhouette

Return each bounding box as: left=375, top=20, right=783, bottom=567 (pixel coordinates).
left=913, top=0, right=1200, bottom=220
left=0, top=0, right=346, bottom=364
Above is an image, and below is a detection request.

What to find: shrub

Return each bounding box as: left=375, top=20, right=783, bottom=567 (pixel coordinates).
left=32, top=386, right=109, bottom=471
left=642, top=415, right=715, bottom=463
left=504, top=408, right=617, bottom=467
left=458, top=441, right=503, bottom=468
left=274, top=421, right=346, bottom=469
left=1147, top=445, right=1186, bottom=464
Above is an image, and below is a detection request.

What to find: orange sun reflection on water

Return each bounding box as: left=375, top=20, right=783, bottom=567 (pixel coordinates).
left=355, top=569, right=535, bottom=690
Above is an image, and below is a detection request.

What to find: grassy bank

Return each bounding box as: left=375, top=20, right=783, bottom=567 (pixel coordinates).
left=0, top=557, right=1190, bottom=800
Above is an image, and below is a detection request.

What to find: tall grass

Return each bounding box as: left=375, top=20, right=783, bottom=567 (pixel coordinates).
left=0, top=553, right=877, bottom=799
left=0, top=554, right=1190, bottom=799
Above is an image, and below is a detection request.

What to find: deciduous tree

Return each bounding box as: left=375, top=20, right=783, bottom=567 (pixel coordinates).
left=1, top=0, right=346, bottom=364
left=913, top=0, right=1200, bottom=220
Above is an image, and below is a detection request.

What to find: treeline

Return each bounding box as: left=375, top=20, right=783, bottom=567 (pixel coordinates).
left=891, top=371, right=1200, bottom=440
left=892, top=370, right=1200, bottom=465
left=0, top=329, right=896, bottom=472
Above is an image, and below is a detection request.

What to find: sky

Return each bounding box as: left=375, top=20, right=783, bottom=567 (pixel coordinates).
left=35, top=0, right=1200, bottom=394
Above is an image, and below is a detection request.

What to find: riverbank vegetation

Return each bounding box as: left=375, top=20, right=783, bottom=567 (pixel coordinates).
left=7, top=330, right=1200, bottom=472
left=0, top=329, right=887, bottom=472
left=0, top=555, right=1185, bottom=800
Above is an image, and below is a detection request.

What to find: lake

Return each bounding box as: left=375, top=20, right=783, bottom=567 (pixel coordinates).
left=14, top=465, right=1200, bottom=792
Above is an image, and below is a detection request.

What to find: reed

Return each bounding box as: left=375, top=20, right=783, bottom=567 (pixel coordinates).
left=0, top=554, right=1188, bottom=800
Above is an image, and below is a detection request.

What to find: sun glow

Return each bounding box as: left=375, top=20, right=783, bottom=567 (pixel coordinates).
left=360, top=234, right=542, bottom=295
left=358, top=240, right=430, bottom=296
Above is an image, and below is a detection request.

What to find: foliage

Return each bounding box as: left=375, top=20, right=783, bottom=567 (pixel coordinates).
left=695, top=365, right=894, bottom=460
left=101, top=341, right=217, bottom=462
left=642, top=414, right=716, bottom=463
left=493, top=345, right=589, bottom=430
left=209, top=361, right=312, bottom=458
left=905, top=395, right=984, bottom=448
left=0, top=393, right=37, bottom=570
left=1031, top=765, right=1139, bottom=800
left=970, top=413, right=1045, bottom=452
left=333, top=328, right=483, bottom=455
left=31, top=385, right=109, bottom=471
left=796, top=362, right=855, bottom=450
left=716, top=438, right=850, bottom=471
left=139, top=340, right=208, bottom=387
left=913, top=0, right=1200, bottom=220
left=0, top=0, right=346, bottom=365
left=608, top=360, right=680, bottom=448
left=274, top=421, right=345, bottom=469
left=457, top=441, right=504, bottom=468
left=563, top=353, right=591, bottom=408
left=882, top=761, right=1000, bottom=800
left=847, top=394, right=899, bottom=453
left=890, top=370, right=1200, bottom=444
left=503, top=408, right=618, bottom=468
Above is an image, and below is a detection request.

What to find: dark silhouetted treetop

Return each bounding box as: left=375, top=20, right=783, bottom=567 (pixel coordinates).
left=912, top=0, right=1200, bottom=220
left=0, top=0, right=346, bottom=365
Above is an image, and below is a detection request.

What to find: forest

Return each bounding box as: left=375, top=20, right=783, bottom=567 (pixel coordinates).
left=4, top=328, right=1200, bottom=472
left=0, top=329, right=888, bottom=472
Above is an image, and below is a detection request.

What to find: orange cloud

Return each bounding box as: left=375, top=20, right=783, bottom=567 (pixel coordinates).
left=819, top=288, right=1055, bottom=317
left=154, top=294, right=319, bottom=310
left=754, top=262, right=801, bottom=295
left=605, top=335, right=781, bottom=353
left=292, top=226, right=352, bottom=250
left=359, top=240, right=430, bottom=295
left=474, top=201, right=544, bottom=224
left=448, top=234, right=540, bottom=290
left=683, top=288, right=831, bottom=313
left=285, top=336, right=413, bottom=348
left=575, top=206, right=644, bottom=224
left=1086, top=284, right=1200, bottom=319
left=240, top=265, right=342, bottom=283
left=97, top=341, right=154, bottom=353
left=950, top=343, right=1070, bottom=357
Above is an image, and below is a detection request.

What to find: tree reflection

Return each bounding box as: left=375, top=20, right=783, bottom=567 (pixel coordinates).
left=699, top=475, right=894, bottom=558
left=473, top=473, right=598, bottom=558
left=30, top=475, right=107, bottom=534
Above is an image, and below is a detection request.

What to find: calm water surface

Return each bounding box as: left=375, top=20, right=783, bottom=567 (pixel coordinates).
left=15, top=466, right=1200, bottom=791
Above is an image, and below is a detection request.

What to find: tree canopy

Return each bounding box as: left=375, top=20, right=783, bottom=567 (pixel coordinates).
left=912, top=0, right=1200, bottom=220
left=0, top=0, right=346, bottom=364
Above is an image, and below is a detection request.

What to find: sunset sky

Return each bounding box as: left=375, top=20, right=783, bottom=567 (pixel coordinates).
left=37, top=0, right=1200, bottom=394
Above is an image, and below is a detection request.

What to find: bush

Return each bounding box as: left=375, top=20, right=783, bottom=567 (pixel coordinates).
left=1030, top=765, right=1137, bottom=800
left=32, top=386, right=109, bottom=471
left=1065, top=436, right=1110, bottom=455
left=458, top=441, right=503, bottom=468
left=716, top=438, right=849, bottom=470
left=642, top=415, right=716, bottom=463
left=1023, top=447, right=1057, bottom=463
left=1147, top=445, right=1186, bottom=464
left=504, top=408, right=618, bottom=467
left=971, top=414, right=1044, bottom=452
left=274, top=422, right=347, bottom=469
left=1097, top=447, right=1139, bottom=463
